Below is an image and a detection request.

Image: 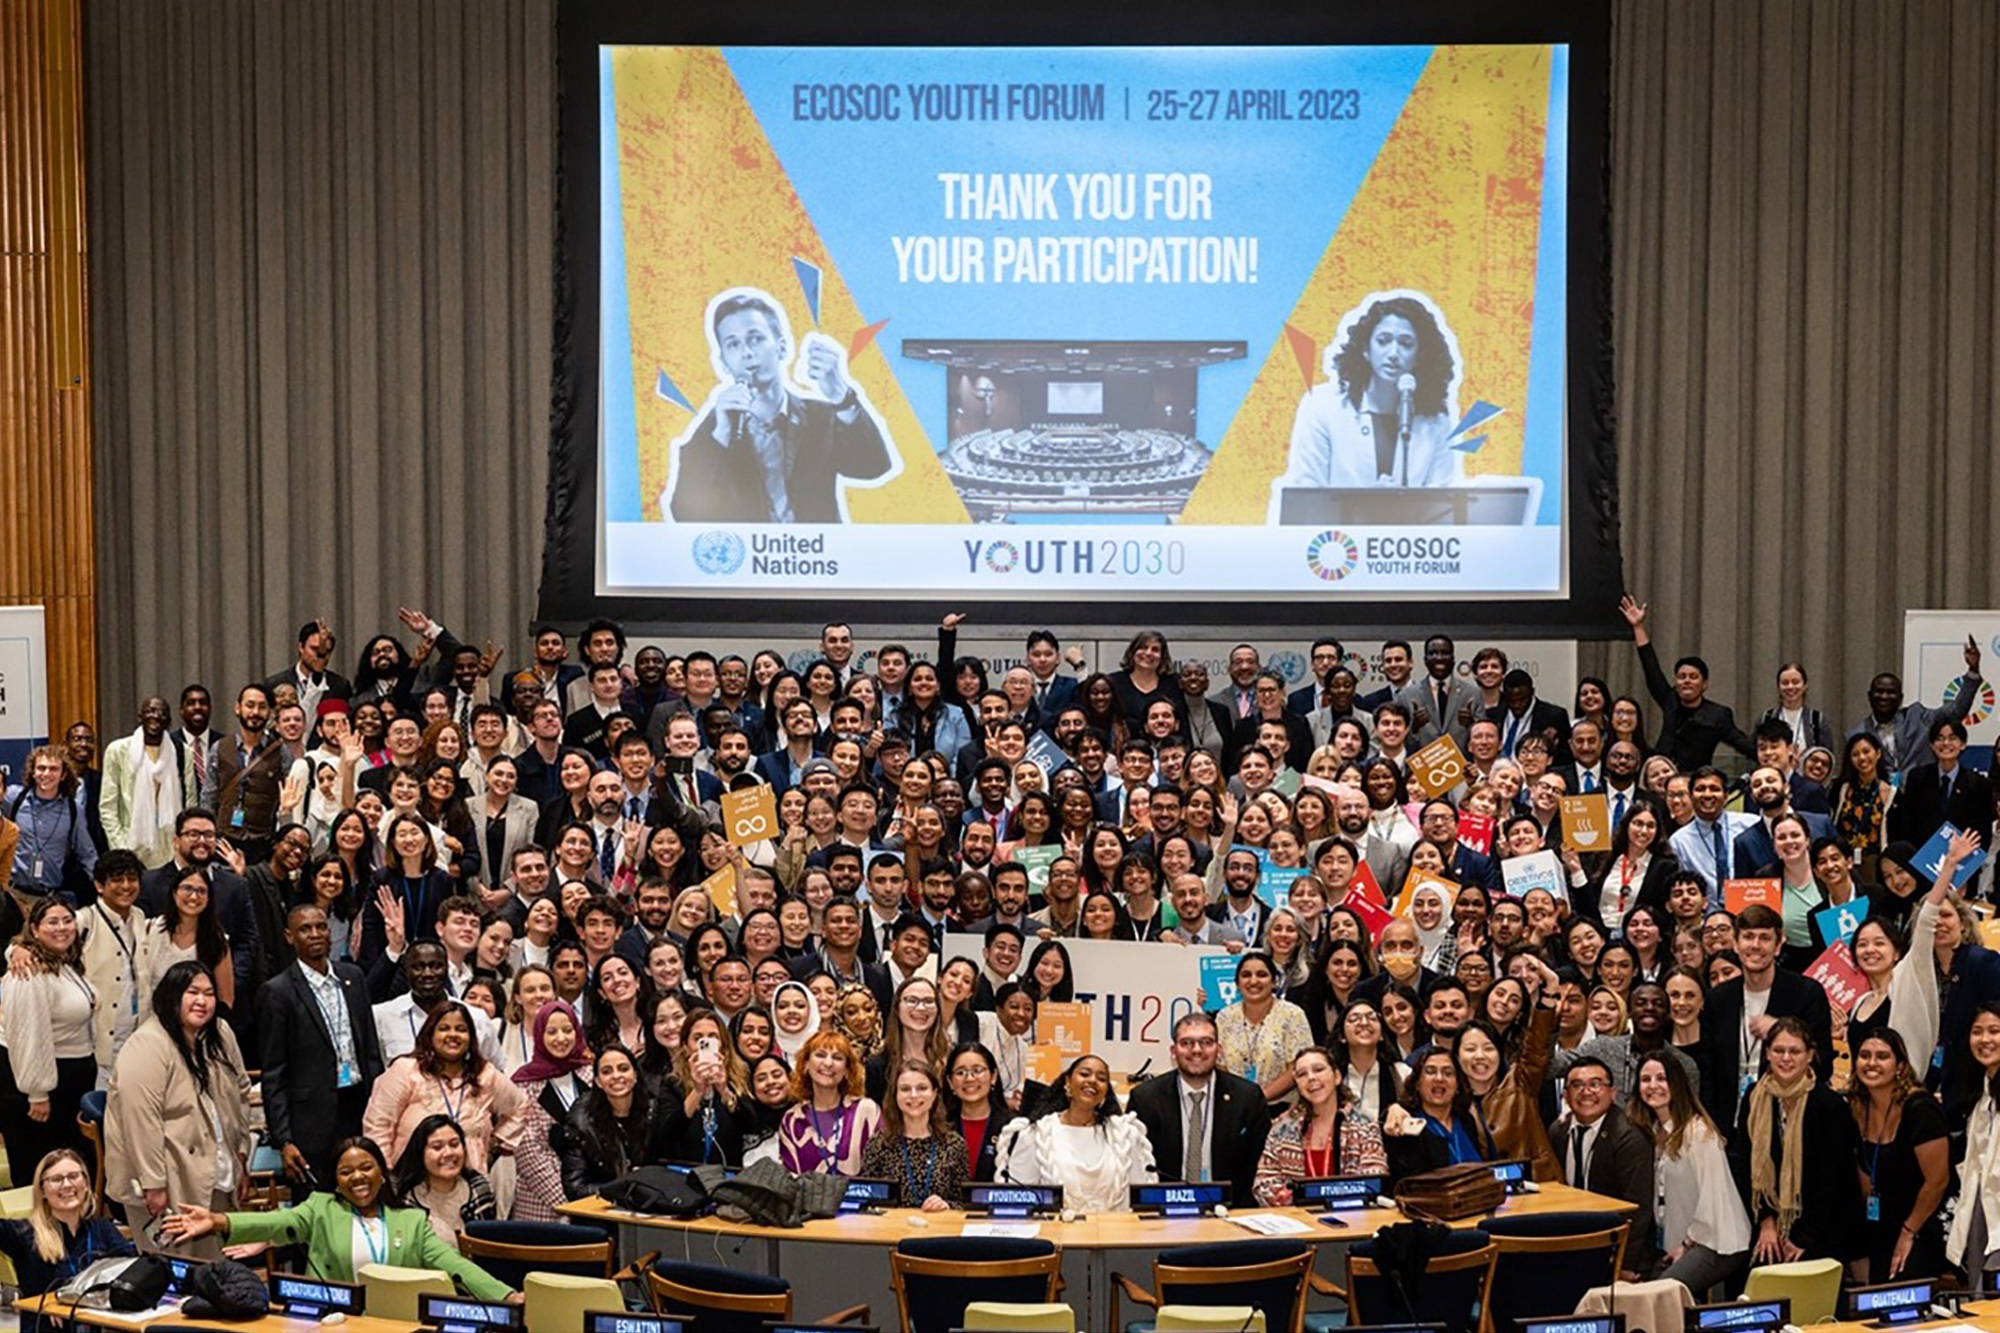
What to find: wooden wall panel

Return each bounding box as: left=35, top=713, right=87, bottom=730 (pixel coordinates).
left=0, top=0, right=95, bottom=735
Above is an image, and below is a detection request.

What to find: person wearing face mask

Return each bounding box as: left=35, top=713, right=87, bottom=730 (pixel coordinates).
left=1356, top=917, right=1432, bottom=1006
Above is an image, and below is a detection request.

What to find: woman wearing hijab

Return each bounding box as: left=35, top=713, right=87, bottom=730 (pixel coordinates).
left=1408, top=881, right=1455, bottom=972
left=506, top=1001, right=591, bottom=1221
left=770, top=979, right=822, bottom=1068
left=1743, top=1016, right=1861, bottom=1265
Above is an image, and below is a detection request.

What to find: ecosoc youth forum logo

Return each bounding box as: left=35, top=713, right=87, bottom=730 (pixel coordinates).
left=691, top=531, right=745, bottom=576
left=1304, top=529, right=1361, bottom=583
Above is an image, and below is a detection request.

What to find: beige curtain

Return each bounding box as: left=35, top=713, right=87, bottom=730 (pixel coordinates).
left=1585, top=0, right=2000, bottom=727
left=87, top=0, right=2000, bottom=725
left=87, top=0, right=554, bottom=716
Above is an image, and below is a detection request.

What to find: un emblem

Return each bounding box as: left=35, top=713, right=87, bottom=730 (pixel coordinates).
left=691, top=531, right=745, bottom=575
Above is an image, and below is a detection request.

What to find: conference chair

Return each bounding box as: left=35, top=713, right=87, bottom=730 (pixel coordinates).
left=959, top=1301, right=1075, bottom=1331
left=524, top=1270, right=628, bottom=1332
left=643, top=1256, right=871, bottom=1333
left=1156, top=1309, right=1265, bottom=1331
left=888, top=1235, right=1062, bottom=1333
left=78, top=1089, right=107, bottom=1197
left=1111, top=1239, right=1313, bottom=1333
left=357, top=1263, right=454, bottom=1320
left=1742, top=1258, right=1843, bottom=1327
left=1475, top=1212, right=1629, bottom=1333
left=1314, top=1230, right=1496, bottom=1333
left=456, top=1218, right=652, bottom=1292
left=0, top=1184, right=33, bottom=1288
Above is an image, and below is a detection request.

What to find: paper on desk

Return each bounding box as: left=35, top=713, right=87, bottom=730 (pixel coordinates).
left=75, top=1301, right=187, bottom=1325
left=1229, top=1212, right=1314, bottom=1236
left=962, top=1221, right=1043, bottom=1238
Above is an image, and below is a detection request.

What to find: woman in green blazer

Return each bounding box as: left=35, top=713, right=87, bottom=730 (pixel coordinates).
left=160, top=1136, right=514, bottom=1303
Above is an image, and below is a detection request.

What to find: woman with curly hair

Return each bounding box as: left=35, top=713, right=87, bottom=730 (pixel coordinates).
left=1271, top=291, right=1465, bottom=505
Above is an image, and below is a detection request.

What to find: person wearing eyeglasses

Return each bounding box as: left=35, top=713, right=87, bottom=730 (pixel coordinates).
left=1551, top=1055, right=1655, bottom=1278
left=1127, top=1011, right=1272, bottom=1206
left=0, top=1149, right=134, bottom=1331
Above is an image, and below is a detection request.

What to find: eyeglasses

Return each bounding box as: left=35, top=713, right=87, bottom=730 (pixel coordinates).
left=1566, top=1078, right=1611, bottom=1092
left=43, top=1172, right=86, bottom=1187
left=1175, top=1036, right=1218, bottom=1049
left=950, top=1066, right=992, bottom=1080
left=902, top=997, right=938, bottom=1010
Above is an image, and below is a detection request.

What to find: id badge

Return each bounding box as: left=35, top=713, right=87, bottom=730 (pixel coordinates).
left=337, top=1060, right=359, bottom=1088
left=1740, top=1074, right=1756, bottom=1098
left=231, top=806, right=246, bottom=828
left=1867, top=1196, right=1882, bottom=1222
left=31, top=858, right=42, bottom=881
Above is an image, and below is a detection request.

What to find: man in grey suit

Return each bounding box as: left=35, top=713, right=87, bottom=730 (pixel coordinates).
left=1331, top=786, right=1410, bottom=894
left=1397, top=634, right=1485, bottom=748
left=1846, top=635, right=1983, bottom=775
left=1165, top=874, right=1245, bottom=950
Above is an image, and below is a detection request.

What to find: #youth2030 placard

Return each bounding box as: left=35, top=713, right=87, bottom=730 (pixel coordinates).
left=598, top=45, right=1571, bottom=599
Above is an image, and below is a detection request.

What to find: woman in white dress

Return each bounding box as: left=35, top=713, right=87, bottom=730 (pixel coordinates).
left=994, top=1055, right=1155, bottom=1215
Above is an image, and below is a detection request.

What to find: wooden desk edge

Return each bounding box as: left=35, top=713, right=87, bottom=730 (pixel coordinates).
left=561, top=1181, right=1636, bottom=1247
left=16, top=1291, right=423, bottom=1332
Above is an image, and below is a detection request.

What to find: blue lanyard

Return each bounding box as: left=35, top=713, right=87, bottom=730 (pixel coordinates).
left=350, top=1205, right=387, bottom=1265
left=434, top=1074, right=466, bottom=1125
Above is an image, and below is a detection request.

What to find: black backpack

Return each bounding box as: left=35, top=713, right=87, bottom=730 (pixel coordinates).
left=601, top=1164, right=720, bottom=1217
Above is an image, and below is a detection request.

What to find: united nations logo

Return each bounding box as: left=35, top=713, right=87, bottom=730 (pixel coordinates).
left=1305, top=529, right=1360, bottom=583
left=1269, top=650, right=1308, bottom=684
left=691, top=531, right=745, bottom=575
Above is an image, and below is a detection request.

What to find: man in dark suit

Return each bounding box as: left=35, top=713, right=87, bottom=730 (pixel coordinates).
left=1701, top=905, right=1832, bottom=1137
left=139, top=807, right=259, bottom=996
left=1023, top=630, right=1080, bottom=717
left=1732, top=765, right=1836, bottom=873
left=1287, top=638, right=1346, bottom=717
left=1550, top=1056, right=1655, bottom=1270
left=1889, top=718, right=1994, bottom=850
left=1622, top=595, right=1754, bottom=770
left=1357, top=639, right=1416, bottom=713
left=263, top=620, right=354, bottom=716
left=260, top=903, right=383, bottom=1193
left=667, top=291, right=891, bottom=523
left=1485, top=669, right=1572, bottom=766
left=1128, top=1010, right=1272, bottom=1206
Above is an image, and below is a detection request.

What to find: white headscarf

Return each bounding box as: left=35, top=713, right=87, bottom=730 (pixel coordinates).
left=1410, top=882, right=1454, bottom=969
left=771, top=979, right=823, bottom=1064
left=126, top=730, right=184, bottom=865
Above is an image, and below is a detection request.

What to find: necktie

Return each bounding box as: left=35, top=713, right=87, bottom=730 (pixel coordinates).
left=1582, top=770, right=1597, bottom=794
left=599, top=831, right=617, bottom=882
left=1036, top=681, right=1049, bottom=705
left=1943, top=771, right=1955, bottom=806
left=627, top=796, right=645, bottom=823
left=1184, top=1090, right=1207, bottom=1182
left=1238, top=692, right=1252, bottom=720
left=1611, top=790, right=1625, bottom=828
left=1570, top=1126, right=1588, bottom=1185
left=191, top=737, right=207, bottom=790
left=1437, top=684, right=1450, bottom=727
left=1711, top=820, right=1727, bottom=881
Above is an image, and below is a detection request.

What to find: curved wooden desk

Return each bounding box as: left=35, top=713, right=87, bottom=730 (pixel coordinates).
left=563, top=1182, right=1636, bottom=1325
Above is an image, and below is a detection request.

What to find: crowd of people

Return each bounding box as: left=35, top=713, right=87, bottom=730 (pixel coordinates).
left=0, top=600, right=1993, bottom=1308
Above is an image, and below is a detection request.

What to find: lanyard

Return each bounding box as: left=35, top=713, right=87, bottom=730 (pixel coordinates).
left=353, top=1209, right=387, bottom=1265
left=809, top=1101, right=851, bottom=1166
left=93, top=903, right=138, bottom=1015
left=434, top=1074, right=466, bottom=1124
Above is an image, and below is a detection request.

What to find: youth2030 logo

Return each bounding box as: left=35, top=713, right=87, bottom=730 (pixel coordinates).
left=1304, top=529, right=1361, bottom=583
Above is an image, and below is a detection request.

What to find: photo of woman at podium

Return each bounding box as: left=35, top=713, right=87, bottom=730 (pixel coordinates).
left=1268, top=290, right=1476, bottom=524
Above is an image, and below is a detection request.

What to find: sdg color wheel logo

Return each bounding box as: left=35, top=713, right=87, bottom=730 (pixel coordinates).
left=1943, top=676, right=1997, bottom=728
left=1304, top=529, right=1361, bottom=583
left=691, top=531, right=746, bottom=576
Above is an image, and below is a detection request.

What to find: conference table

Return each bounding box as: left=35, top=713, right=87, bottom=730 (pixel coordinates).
left=562, top=1181, right=1637, bottom=1328
left=15, top=1294, right=423, bottom=1332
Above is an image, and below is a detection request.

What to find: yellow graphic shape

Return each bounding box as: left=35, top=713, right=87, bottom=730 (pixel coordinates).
left=1183, top=45, right=1553, bottom=523
left=610, top=47, right=967, bottom=524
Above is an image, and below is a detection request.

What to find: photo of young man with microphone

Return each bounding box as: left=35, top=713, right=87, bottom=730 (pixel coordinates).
left=662, top=286, right=897, bottom=524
